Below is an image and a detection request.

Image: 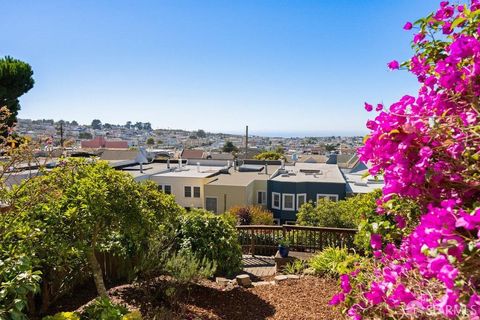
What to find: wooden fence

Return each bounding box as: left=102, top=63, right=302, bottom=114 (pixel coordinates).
left=237, top=225, right=357, bottom=256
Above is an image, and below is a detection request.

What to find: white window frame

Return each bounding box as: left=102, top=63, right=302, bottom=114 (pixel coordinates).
left=296, top=193, right=307, bottom=210
left=282, top=193, right=295, bottom=211
left=273, top=218, right=281, bottom=225
left=193, top=186, right=201, bottom=198
left=316, top=193, right=339, bottom=202
left=272, top=192, right=281, bottom=209
left=184, top=186, right=192, bottom=198
left=257, top=190, right=267, bottom=205
left=205, top=196, right=218, bottom=214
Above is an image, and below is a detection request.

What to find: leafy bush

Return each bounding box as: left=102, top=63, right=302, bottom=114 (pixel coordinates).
left=309, top=247, right=361, bottom=277
left=43, top=312, right=81, bottom=320
left=165, top=252, right=216, bottom=284
left=80, top=297, right=129, bottom=320
left=1, top=159, right=183, bottom=316
left=297, top=192, right=379, bottom=229
left=282, top=260, right=307, bottom=275
left=178, top=209, right=242, bottom=276
left=0, top=256, right=41, bottom=320
left=158, top=252, right=216, bottom=307
left=253, top=151, right=285, bottom=160
left=227, top=205, right=274, bottom=225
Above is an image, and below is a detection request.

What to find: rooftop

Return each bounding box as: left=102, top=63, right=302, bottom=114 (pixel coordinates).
left=344, top=168, right=384, bottom=194
left=208, top=165, right=280, bottom=187
left=153, top=165, right=223, bottom=179
left=271, top=163, right=345, bottom=184
left=119, top=162, right=170, bottom=180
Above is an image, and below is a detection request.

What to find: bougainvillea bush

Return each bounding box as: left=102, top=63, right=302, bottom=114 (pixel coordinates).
left=331, top=1, right=480, bottom=319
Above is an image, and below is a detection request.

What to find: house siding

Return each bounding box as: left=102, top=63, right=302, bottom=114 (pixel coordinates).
left=267, top=180, right=346, bottom=223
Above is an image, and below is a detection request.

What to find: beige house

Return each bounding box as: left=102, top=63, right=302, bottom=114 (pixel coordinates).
left=204, top=165, right=279, bottom=214
left=150, top=165, right=222, bottom=209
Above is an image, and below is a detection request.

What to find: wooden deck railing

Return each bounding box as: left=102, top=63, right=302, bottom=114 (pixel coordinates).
left=236, top=225, right=357, bottom=256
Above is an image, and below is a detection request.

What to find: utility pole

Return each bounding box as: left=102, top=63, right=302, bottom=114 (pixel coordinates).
left=245, top=125, right=248, bottom=160
left=57, top=121, right=64, bottom=149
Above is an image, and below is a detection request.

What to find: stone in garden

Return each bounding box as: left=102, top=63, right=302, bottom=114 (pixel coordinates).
left=236, top=274, right=252, bottom=287
left=274, top=275, right=288, bottom=283
left=252, top=281, right=271, bottom=287
left=216, top=277, right=230, bottom=286
left=286, top=274, right=300, bottom=280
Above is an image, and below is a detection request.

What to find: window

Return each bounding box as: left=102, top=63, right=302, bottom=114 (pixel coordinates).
left=273, top=218, right=281, bottom=225
left=282, top=194, right=295, bottom=211
left=257, top=191, right=267, bottom=205
left=206, top=197, right=217, bottom=214
left=184, top=186, right=192, bottom=198
left=285, top=220, right=296, bottom=225
left=272, top=192, right=281, bottom=209
left=193, top=186, right=201, bottom=198
left=317, top=194, right=339, bottom=202
left=297, top=193, right=306, bottom=210
left=164, top=185, right=171, bottom=194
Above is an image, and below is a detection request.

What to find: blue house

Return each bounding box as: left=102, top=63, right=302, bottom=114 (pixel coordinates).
left=267, top=163, right=346, bottom=224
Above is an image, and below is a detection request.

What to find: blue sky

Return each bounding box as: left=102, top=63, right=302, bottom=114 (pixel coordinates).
left=2, top=0, right=438, bottom=136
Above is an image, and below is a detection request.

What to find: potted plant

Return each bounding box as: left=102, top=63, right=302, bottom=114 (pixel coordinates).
left=278, top=237, right=291, bottom=258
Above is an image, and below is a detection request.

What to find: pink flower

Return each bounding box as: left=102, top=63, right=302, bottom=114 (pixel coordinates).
left=340, top=274, right=352, bottom=293
left=403, top=22, right=413, bottom=30
left=329, top=293, right=345, bottom=305
left=364, top=102, right=373, bottom=112
left=414, top=33, right=425, bottom=44
left=371, top=234, right=382, bottom=250
left=376, top=103, right=383, bottom=111
left=388, top=60, right=400, bottom=70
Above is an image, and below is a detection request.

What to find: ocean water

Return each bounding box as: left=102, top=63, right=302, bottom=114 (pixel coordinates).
left=225, top=130, right=368, bottom=138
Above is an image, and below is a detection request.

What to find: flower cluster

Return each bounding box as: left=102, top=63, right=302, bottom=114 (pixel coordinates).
left=331, top=1, right=480, bottom=319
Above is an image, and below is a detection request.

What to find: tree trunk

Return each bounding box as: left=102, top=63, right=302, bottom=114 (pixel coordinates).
left=86, top=247, right=108, bottom=297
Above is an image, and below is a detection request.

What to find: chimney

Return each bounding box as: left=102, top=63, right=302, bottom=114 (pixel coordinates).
left=197, top=162, right=200, bottom=172
left=234, top=159, right=237, bottom=171
left=281, top=159, right=285, bottom=170
left=167, top=158, right=170, bottom=169
left=227, top=160, right=230, bottom=168
left=179, top=158, right=182, bottom=168
left=265, top=162, right=268, bottom=175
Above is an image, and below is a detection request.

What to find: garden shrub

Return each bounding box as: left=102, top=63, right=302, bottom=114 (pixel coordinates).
left=309, top=247, right=361, bottom=277
left=282, top=259, right=307, bottom=275
left=178, top=209, right=242, bottom=276
left=331, top=1, right=480, bottom=318
left=0, top=159, right=183, bottom=317
left=43, top=312, right=81, bottom=320
left=0, top=256, right=41, bottom=320
left=80, top=297, right=129, bottom=320
left=297, top=192, right=379, bottom=229
left=227, top=205, right=274, bottom=225
left=250, top=206, right=274, bottom=225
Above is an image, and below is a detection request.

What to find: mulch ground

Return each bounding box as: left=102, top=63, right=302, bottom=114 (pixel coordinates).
left=50, top=276, right=344, bottom=320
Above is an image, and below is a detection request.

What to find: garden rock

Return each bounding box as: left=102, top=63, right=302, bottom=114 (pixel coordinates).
left=236, top=274, right=252, bottom=287
left=274, top=275, right=288, bottom=283
left=216, top=277, right=230, bottom=286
